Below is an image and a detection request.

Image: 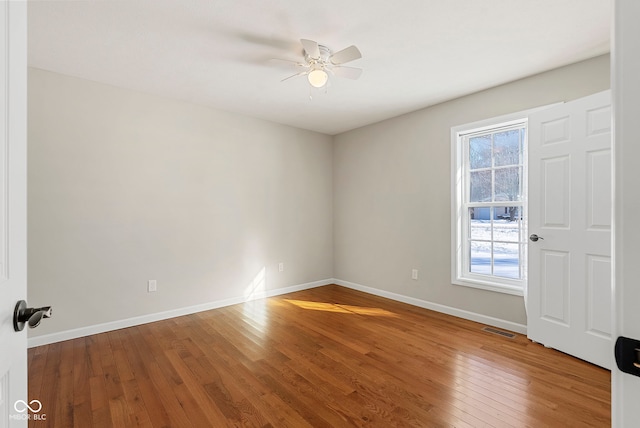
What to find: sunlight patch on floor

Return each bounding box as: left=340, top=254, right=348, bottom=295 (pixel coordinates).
left=242, top=299, right=270, bottom=336
left=241, top=266, right=270, bottom=333
left=283, top=299, right=398, bottom=317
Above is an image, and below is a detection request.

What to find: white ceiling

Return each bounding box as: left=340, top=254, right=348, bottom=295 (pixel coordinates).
left=28, top=0, right=611, bottom=135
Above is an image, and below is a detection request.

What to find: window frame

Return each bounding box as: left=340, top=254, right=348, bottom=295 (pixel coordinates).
left=451, top=112, right=532, bottom=296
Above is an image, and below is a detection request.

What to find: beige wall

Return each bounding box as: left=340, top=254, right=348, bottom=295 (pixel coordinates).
left=28, top=68, right=334, bottom=337
left=333, top=54, right=610, bottom=325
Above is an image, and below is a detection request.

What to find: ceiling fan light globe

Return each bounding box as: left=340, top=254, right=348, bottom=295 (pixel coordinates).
left=308, top=69, right=328, bottom=88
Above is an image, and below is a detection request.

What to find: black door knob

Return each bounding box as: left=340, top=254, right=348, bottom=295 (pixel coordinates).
left=13, top=300, right=52, bottom=332
left=529, top=234, right=544, bottom=242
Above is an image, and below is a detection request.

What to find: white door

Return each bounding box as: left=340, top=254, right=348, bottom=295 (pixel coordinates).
left=612, top=1, right=640, bottom=426
left=528, top=90, right=612, bottom=369
left=0, top=2, right=28, bottom=427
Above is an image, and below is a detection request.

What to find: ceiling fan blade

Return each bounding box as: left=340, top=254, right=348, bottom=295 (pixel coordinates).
left=332, top=65, right=362, bottom=80
left=281, top=70, right=308, bottom=82
left=269, top=58, right=307, bottom=69
left=330, top=45, right=362, bottom=65
left=300, top=39, right=320, bottom=59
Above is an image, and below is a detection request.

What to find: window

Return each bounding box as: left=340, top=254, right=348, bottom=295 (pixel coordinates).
left=451, top=115, right=527, bottom=295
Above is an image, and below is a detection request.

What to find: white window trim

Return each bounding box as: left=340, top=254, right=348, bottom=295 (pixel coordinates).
left=451, top=106, right=557, bottom=296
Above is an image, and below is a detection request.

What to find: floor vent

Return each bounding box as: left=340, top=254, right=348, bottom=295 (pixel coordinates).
left=482, top=326, right=516, bottom=339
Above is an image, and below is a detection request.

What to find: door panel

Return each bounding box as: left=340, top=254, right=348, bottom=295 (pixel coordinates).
left=586, top=105, right=611, bottom=136
left=540, top=250, right=569, bottom=324
left=587, top=150, right=611, bottom=229
left=0, top=2, right=28, bottom=427
left=541, top=156, right=570, bottom=227
left=586, top=255, right=611, bottom=338
left=613, top=1, right=640, bottom=425
left=541, top=116, right=570, bottom=145
left=528, top=90, right=612, bottom=369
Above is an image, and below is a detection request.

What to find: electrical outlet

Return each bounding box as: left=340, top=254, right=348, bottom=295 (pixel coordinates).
left=411, top=269, right=418, bottom=280
left=148, top=280, right=157, bottom=292
left=278, top=262, right=284, bottom=272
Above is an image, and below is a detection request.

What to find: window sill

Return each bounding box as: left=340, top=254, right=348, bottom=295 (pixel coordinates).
left=453, top=277, right=524, bottom=296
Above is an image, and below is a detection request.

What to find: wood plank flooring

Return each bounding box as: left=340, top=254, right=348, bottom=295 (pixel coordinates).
left=28, top=285, right=610, bottom=427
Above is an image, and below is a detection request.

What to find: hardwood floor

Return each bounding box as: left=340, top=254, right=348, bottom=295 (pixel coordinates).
left=28, top=285, right=610, bottom=427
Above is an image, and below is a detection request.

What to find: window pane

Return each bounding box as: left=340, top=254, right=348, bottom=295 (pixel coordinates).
left=494, top=206, right=521, bottom=242
left=457, top=120, right=526, bottom=290
left=470, top=170, right=491, bottom=202
left=495, top=167, right=521, bottom=201
left=470, top=241, right=491, bottom=275
left=469, top=135, right=491, bottom=169
left=493, top=243, right=521, bottom=279
left=494, top=129, right=521, bottom=166
left=469, top=208, right=490, bottom=240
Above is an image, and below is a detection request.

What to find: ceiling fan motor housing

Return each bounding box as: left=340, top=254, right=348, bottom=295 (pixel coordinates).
left=305, top=45, right=331, bottom=65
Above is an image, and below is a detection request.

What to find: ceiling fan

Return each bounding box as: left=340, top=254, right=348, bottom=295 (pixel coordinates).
left=276, top=39, right=363, bottom=89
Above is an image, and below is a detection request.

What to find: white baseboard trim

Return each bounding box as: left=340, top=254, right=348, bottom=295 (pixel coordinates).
left=333, top=278, right=527, bottom=335
left=29, top=278, right=527, bottom=348
left=28, top=278, right=332, bottom=348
